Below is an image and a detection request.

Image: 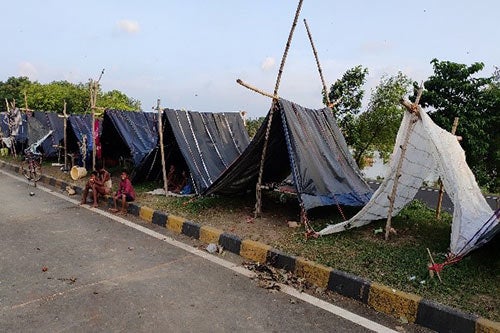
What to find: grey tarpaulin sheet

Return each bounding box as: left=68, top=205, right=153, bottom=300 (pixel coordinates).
left=204, top=98, right=372, bottom=210
left=33, top=111, right=64, bottom=157
left=134, top=109, right=250, bottom=193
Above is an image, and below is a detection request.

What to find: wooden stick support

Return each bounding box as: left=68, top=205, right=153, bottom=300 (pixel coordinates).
left=236, top=79, right=277, bottom=100
left=156, top=99, right=168, bottom=197
left=303, top=18, right=330, bottom=106
left=427, top=248, right=442, bottom=282
left=436, top=117, right=459, bottom=219
left=63, top=101, right=68, bottom=171
left=254, top=0, right=304, bottom=218
left=386, top=96, right=425, bottom=239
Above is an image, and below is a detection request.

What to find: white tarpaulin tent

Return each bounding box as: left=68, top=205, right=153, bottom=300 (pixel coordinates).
left=319, top=107, right=499, bottom=258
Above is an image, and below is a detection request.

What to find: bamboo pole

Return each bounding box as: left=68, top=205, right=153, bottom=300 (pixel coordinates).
left=63, top=101, right=68, bottom=171
left=426, top=248, right=442, bottom=282
left=5, top=98, right=17, bottom=158
left=236, top=79, right=277, bottom=100
left=254, top=0, right=304, bottom=218
left=303, top=18, right=330, bottom=106
left=90, top=69, right=105, bottom=171
left=91, top=80, right=97, bottom=171
left=436, top=117, right=459, bottom=219
left=385, top=90, right=424, bottom=240
left=156, top=99, right=168, bottom=197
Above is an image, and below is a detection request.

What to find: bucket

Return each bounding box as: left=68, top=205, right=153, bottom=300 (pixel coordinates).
left=70, top=166, right=87, bottom=180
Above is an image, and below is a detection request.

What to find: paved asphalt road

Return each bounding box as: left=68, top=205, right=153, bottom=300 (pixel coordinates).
left=0, top=171, right=435, bottom=332
left=366, top=181, right=499, bottom=213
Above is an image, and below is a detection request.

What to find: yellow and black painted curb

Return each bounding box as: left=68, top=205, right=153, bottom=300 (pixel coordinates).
left=1, top=160, right=498, bottom=333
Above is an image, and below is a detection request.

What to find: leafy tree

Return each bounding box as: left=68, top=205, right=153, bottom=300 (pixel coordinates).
left=98, top=89, right=141, bottom=111
left=481, top=69, right=500, bottom=191
left=0, top=76, right=33, bottom=110
left=352, top=72, right=413, bottom=167
left=25, top=81, right=89, bottom=113
left=245, top=117, right=265, bottom=138
left=416, top=59, right=499, bottom=191
left=0, top=76, right=140, bottom=114
left=326, top=65, right=368, bottom=146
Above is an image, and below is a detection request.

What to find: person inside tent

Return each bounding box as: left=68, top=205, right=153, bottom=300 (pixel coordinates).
left=110, top=170, right=136, bottom=214
left=167, top=165, right=188, bottom=194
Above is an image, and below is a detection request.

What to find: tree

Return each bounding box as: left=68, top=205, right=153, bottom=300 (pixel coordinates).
left=352, top=72, right=413, bottom=167
left=98, top=90, right=141, bottom=111
left=416, top=59, right=499, bottom=191
left=0, top=77, right=33, bottom=110
left=481, top=68, right=500, bottom=191
left=25, top=81, right=88, bottom=113
left=326, top=65, right=368, bottom=146
left=245, top=117, right=265, bottom=138
left=0, top=76, right=140, bottom=114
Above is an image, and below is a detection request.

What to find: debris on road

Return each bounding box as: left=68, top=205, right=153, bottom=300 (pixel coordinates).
left=58, top=277, right=77, bottom=285
left=243, top=262, right=311, bottom=293
left=206, top=243, right=218, bottom=253
left=66, top=186, right=76, bottom=195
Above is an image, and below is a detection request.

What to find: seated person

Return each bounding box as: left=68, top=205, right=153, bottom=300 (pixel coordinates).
left=167, top=165, right=188, bottom=193
left=96, top=161, right=112, bottom=194
left=80, top=171, right=109, bottom=208
left=110, top=170, right=136, bottom=214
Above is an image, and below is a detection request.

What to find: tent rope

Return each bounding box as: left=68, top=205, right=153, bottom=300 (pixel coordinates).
left=453, top=208, right=500, bottom=257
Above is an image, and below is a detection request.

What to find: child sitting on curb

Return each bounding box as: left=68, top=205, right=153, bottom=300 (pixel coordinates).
left=109, top=170, right=135, bottom=214
left=80, top=170, right=109, bottom=208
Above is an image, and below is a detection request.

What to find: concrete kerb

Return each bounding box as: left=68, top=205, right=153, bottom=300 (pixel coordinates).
left=1, top=160, right=498, bottom=333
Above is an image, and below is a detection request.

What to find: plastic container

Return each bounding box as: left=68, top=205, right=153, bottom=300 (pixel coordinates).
left=70, top=166, right=87, bottom=180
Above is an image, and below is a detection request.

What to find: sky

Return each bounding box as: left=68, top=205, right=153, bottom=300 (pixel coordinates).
left=1, top=0, right=499, bottom=118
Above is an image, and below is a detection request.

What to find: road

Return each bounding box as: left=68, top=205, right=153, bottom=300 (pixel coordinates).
left=366, top=181, right=499, bottom=213
left=0, top=170, right=435, bottom=332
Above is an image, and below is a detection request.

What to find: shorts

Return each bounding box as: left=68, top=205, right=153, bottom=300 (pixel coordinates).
left=125, top=194, right=134, bottom=202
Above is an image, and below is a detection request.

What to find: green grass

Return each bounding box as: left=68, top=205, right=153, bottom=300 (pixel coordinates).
left=279, top=200, right=499, bottom=321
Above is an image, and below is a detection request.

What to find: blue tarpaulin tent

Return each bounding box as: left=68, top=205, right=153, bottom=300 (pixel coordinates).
left=100, top=110, right=158, bottom=170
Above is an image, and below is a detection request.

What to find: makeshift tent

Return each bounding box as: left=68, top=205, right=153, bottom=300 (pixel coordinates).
left=100, top=109, right=158, bottom=170
left=204, top=98, right=373, bottom=210
left=32, top=111, right=64, bottom=158
left=318, top=108, right=499, bottom=258
left=26, top=115, right=50, bottom=148
left=134, top=109, right=250, bottom=194
left=67, top=114, right=102, bottom=166
left=0, top=110, right=28, bottom=148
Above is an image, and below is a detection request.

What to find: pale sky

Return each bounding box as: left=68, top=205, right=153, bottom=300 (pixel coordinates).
left=1, top=1, right=498, bottom=118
